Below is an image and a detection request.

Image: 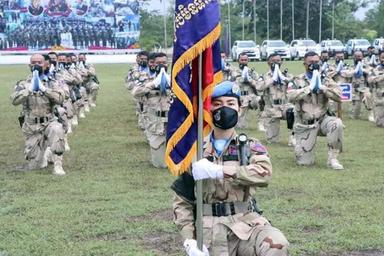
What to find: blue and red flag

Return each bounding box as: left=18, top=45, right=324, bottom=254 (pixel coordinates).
left=165, top=0, right=222, bottom=175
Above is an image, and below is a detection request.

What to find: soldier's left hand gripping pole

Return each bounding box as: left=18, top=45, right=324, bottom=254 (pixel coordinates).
left=196, top=54, right=204, bottom=250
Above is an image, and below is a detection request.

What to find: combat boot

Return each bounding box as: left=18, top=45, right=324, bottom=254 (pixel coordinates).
left=258, top=122, right=266, bottom=132
left=368, top=110, right=375, bottom=122
left=67, top=122, right=72, bottom=134
left=84, top=102, right=90, bottom=112
left=71, top=115, right=78, bottom=126
left=327, top=148, right=344, bottom=170
left=53, top=159, right=66, bottom=176
left=79, top=108, right=86, bottom=118
left=40, top=147, right=52, bottom=168
left=64, top=136, right=70, bottom=152
left=288, top=133, right=296, bottom=147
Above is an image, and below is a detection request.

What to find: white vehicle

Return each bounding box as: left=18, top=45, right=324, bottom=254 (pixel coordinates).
left=259, top=40, right=291, bottom=60
left=345, top=39, right=370, bottom=57
left=320, top=39, right=346, bottom=56
left=289, top=39, right=320, bottom=60
left=372, top=38, right=384, bottom=54
left=231, top=40, right=260, bottom=61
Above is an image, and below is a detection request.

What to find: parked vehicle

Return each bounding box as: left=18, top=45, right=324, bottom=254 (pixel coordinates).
left=259, top=40, right=291, bottom=60
left=231, top=40, right=260, bottom=61
left=320, top=39, right=346, bottom=57
left=345, top=39, right=370, bottom=57
left=372, top=38, right=384, bottom=54
left=289, top=39, right=320, bottom=60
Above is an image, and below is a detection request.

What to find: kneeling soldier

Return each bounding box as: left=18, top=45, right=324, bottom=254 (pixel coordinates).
left=172, top=81, right=289, bottom=256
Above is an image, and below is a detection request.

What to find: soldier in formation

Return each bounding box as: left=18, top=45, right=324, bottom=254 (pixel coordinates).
left=11, top=52, right=100, bottom=175
left=256, top=54, right=295, bottom=146
left=126, top=51, right=171, bottom=168
left=288, top=51, right=344, bottom=170
left=172, top=81, right=289, bottom=256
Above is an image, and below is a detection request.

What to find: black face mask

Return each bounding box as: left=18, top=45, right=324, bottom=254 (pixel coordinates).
left=212, top=106, right=238, bottom=130
left=321, top=58, right=328, bottom=62
left=58, top=62, right=66, bottom=69
left=139, top=60, right=148, bottom=68
left=354, top=59, right=362, bottom=65
left=149, top=66, right=156, bottom=73
left=270, top=62, right=280, bottom=71
left=31, top=64, right=43, bottom=75
left=79, top=60, right=85, bottom=65
left=155, top=64, right=167, bottom=74
left=239, top=63, right=247, bottom=70
left=308, top=63, right=320, bottom=72
left=51, top=60, right=57, bottom=67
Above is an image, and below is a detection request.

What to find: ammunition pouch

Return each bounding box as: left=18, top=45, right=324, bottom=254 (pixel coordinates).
left=18, top=115, right=25, bottom=128
left=259, top=96, right=265, bottom=112
left=170, top=172, right=196, bottom=202
left=286, top=108, right=295, bottom=130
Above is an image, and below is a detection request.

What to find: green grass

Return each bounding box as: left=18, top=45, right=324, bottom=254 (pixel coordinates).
left=0, top=62, right=383, bottom=256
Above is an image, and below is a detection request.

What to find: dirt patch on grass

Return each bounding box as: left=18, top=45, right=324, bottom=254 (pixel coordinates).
left=126, top=208, right=173, bottom=223
left=140, top=231, right=183, bottom=255
left=301, top=224, right=323, bottom=234
left=127, top=208, right=183, bottom=255
left=322, top=250, right=384, bottom=256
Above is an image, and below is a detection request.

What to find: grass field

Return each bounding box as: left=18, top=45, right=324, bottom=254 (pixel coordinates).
left=0, top=61, right=383, bottom=256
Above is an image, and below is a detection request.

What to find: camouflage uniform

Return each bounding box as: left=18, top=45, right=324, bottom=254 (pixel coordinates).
left=338, top=64, right=374, bottom=119
left=79, top=63, right=100, bottom=107
left=256, top=71, right=294, bottom=144
left=56, top=66, right=82, bottom=126
left=131, top=77, right=170, bottom=168
left=230, top=67, right=259, bottom=128
left=173, top=133, right=289, bottom=256
left=125, top=64, right=152, bottom=130
left=11, top=76, right=66, bottom=174
left=367, top=65, right=384, bottom=127
left=288, top=73, right=344, bottom=169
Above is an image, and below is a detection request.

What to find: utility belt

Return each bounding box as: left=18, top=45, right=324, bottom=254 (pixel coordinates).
left=205, top=155, right=238, bottom=162
left=150, top=110, right=168, bottom=118
left=301, top=117, right=320, bottom=125
left=147, top=91, right=161, bottom=98
left=26, top=116, right=50, bottom=124
left=203, top=201, right=250, bottom=217
left=273, top=99, right=283, bottom=105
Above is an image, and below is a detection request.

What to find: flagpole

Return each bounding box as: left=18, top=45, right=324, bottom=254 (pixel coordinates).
left=162, top=0, right=167, bottom=50
left=196, top=54, right=204, bottom=250
left=306, top=0, right=309, bottom=39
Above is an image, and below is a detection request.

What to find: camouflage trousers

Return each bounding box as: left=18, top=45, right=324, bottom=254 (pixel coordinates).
left=22, top=118, right=65, bottom=169
left=350, top=89, right=373, bottom=119
left=262, top=104, right=293, bottom=143
left=146, top=113, right=167, bottom=168
left=373, top=94, right=384, bottom=127
left=294, top=115, right=343, bottom=166
left=88, top=81, right=99, bottom=105
left=204, top=213, right=289, bottom=256
left=238, top=94, right=259, bottom=129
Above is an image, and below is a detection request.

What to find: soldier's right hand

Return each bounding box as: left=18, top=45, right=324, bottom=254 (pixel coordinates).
left=192, top=158, right=223, bottom=180
left=184, top=239, right=209, bottom=256
left=152, top=72, right=163, bottom=88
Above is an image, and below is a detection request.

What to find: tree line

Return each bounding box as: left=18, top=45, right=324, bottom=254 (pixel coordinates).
left=138, top=0, right=383, bottom=50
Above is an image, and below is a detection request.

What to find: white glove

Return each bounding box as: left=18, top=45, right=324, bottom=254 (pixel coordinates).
left=241, top=66, right=250, bottom=82
left=152, top=72, right=163, bottom=88
left=163, top=72, right=171, bottom=85
left=184, top=239, right=209, bottom=256
left=192, top=158, right=223, bottom=180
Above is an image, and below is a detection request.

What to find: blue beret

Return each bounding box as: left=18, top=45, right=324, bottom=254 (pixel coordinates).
left=211, top=81, right=241, bottom=99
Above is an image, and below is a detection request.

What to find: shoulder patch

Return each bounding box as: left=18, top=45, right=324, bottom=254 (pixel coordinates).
left=250, top=141, right=268, bottom=155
